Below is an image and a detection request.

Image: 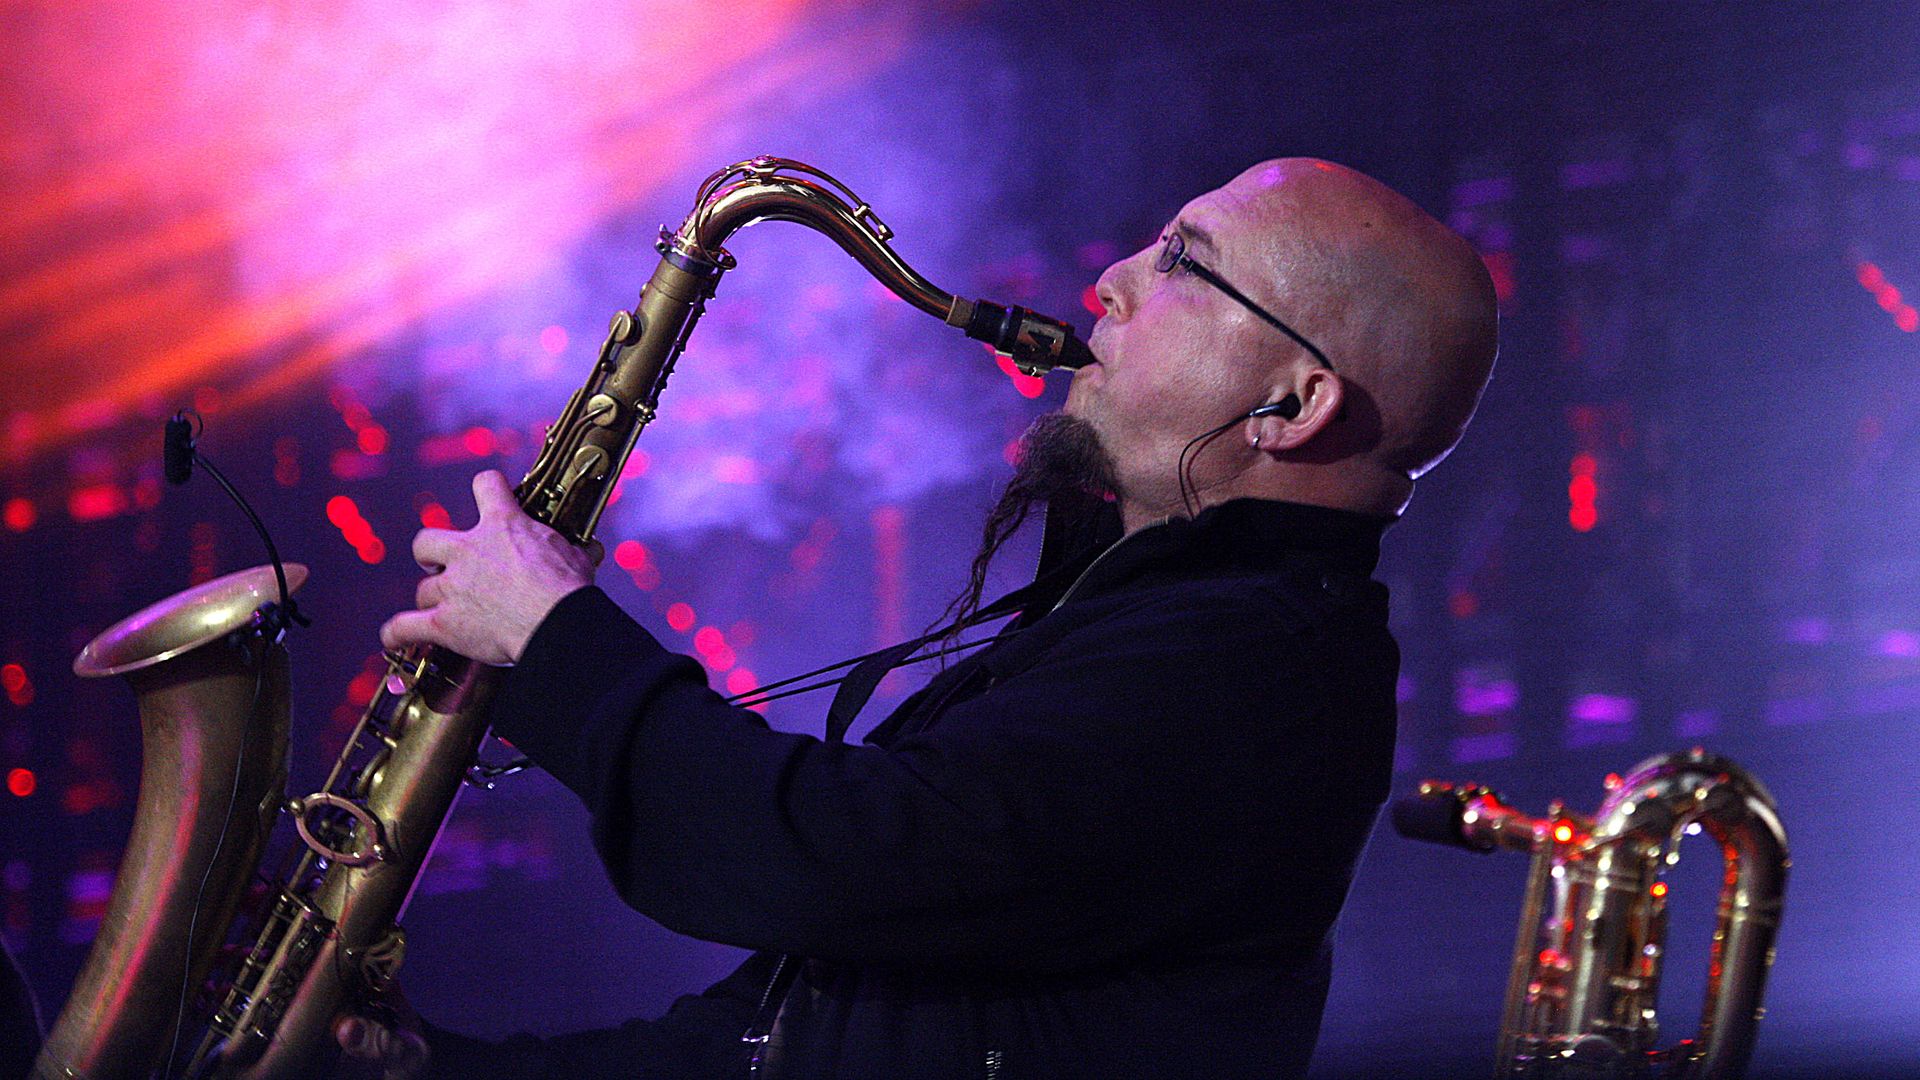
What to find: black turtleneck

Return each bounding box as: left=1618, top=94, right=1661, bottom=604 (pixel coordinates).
left=438, top=496, right=1400, bottom=1080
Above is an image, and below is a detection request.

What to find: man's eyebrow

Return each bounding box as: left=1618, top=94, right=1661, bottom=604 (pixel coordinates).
left=1174, top=218, right=1218, bottom=254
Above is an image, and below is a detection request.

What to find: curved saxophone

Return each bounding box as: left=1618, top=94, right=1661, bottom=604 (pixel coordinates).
left=35, top=156, right=1090, bottom=1079
left=1393, top=749, right=1790, bottom=1079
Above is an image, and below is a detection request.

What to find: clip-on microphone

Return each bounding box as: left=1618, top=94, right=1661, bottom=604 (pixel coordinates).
left=164, top=410, right=309, bottom=637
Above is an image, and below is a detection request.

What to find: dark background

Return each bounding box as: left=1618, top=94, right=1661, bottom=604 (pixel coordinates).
left=3, top=2, right=1918, bottom=1075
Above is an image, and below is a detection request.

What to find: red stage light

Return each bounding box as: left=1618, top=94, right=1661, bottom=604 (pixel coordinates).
left=725, top=667, right=758, bottom=697
left=347, top=668, right=382, bottom=707
left=1856, top=262, right=1920, bottom=334
left=2, top=498, right=36, bottom=532
left=1651, top=882, right=1669, bottom=899
left=6, top=769, right=34, bottom=798
left=326, top=496, right=383, bottom=559
left=1, top=661, right=26, bottom=703
left=419, top=502, right=452, bottom=530
left=1552, top=823, right=1575, bottom=844
left=994, top=353, right=1046, bottom=398
left=326, top=495, right=360, bottom=528
left=357, top=424, right=389, bottom=455
left=1081, top=285, right=1106, bottom=317
left=614, top=540, right=648, bottom=570
left=1568, top=458, right=1598, bottom=532
left=666, top=603, right=696, bottom=633
left=688, top=626, right=735, bottom=669
left=68, top=484, right=128, bottom=523
left=462, top=427, right=497, bottom=457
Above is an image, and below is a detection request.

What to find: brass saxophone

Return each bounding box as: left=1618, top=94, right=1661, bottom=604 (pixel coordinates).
left=36, top=155, right=1090, bottom=1079
left=1393, top=749, right=1790, bottom=1079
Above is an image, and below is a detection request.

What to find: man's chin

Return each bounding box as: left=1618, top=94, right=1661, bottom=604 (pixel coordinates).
left=1062, top=376, right=1097, bottom=419
left=1011, top=412, right=1120, bottom=503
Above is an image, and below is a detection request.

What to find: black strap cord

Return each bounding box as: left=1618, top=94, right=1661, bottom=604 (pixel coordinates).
left=724, top=568, right=1060, bottom=741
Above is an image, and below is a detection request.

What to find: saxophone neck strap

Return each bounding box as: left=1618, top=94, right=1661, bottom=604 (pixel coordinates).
left=821, top=567, right=1063, bottom=745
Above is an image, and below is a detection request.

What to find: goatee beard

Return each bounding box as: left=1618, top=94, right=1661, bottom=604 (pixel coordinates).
left=935, top=412, right=1120, bottom=638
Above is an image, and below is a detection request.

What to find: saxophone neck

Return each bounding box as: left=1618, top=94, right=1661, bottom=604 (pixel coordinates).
left=671, top=156, right=1093, bottom=376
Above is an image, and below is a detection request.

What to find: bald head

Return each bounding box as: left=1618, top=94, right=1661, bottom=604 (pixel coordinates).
left=1070, top=157, right=1498, bottom=529
left=1222, top=158, right=1499, bottom=482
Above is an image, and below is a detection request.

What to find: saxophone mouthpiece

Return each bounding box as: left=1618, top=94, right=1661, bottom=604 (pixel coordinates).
left=953, top=298, right=1094, bottom=377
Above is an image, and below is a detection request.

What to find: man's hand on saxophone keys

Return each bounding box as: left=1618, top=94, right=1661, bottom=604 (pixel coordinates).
left=380, top=469, right=596, bottom=665
left=332, top=987, right=430, bottom=1080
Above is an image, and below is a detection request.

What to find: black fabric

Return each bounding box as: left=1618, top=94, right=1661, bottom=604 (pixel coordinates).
left=426, top=497, right=1399, bottom=1080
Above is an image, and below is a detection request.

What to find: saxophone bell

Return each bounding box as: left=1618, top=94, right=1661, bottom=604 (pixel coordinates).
left=35, top=565, right=306, bottom=1080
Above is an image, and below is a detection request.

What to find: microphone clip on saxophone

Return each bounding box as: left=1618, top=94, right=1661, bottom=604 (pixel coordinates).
left=162, top=409, right=309, bottom=639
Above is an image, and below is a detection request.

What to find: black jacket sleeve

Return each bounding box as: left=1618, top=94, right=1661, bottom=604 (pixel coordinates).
left=486, top=583, right=1353, bottom=974
left=420, top=949, right=777, bottom=1078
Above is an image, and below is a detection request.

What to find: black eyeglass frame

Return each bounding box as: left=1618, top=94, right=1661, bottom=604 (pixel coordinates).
left=1156, top=231, right=1336, bottom=372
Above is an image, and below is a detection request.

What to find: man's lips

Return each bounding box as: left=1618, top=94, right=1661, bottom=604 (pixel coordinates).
left=1084, top=324, right=1108, bottom=365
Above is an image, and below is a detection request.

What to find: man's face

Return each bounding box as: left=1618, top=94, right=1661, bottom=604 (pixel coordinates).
left=1066, top=179, right=1283, bottom=512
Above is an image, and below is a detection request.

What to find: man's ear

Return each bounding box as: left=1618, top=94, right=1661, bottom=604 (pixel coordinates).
left=1248, top=368, right=1343, bottom=453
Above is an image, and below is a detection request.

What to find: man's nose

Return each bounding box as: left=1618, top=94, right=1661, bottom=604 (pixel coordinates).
left=1093, top=259, right=1130, bottom=320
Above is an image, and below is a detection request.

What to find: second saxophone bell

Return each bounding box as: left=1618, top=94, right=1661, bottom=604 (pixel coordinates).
left=1392, top=749, right=1789, bottom=1080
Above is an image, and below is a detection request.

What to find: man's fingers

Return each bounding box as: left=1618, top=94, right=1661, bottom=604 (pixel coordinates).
left=415, top=573, right=443, bottom=611
left=336, top=1015, right=363, bottom=1053
left=380, top=609, right=440, bottom=653
left=471, top=469, right=519, bottom=520
left=412, top=528, right=457, bottom=572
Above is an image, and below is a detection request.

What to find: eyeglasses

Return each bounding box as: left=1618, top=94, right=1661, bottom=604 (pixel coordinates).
left=1155, top=231, right=1335, bottom=372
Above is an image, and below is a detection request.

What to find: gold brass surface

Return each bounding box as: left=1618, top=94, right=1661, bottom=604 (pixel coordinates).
left=1414, top=750, right=1789, bottom=1080
left=74, top=564, right=309, bottom=678
left=35, top=566, right=302, bottom=1080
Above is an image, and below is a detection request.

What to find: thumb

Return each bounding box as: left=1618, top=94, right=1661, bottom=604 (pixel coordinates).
left=336, top=1015, right=370, bottom=1055
left=471, top=469, right=521, bottom=520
